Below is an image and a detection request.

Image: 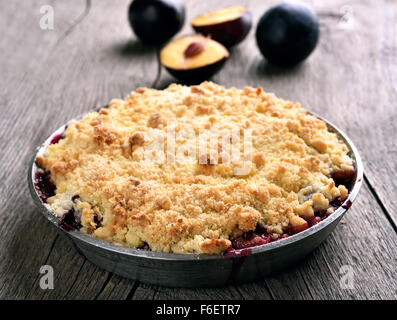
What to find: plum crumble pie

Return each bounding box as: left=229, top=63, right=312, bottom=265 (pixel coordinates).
left=35, top=82, right=355, bottom=254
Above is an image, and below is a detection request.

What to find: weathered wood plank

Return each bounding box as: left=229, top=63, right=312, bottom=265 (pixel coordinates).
left=95, top=275, right=136, bottom=300
left=132, top=283, right=248, bottom=300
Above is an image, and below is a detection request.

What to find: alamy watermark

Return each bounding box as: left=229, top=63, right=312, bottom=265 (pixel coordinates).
left=39, top=265, right=54, bottom=290
left=39, top=5, right=54, bottom=30
left=339, top=265, right=354, bottom=290
left=338, top=5, right=355, bottom=29
left=134, top=123, right=254, bottom=176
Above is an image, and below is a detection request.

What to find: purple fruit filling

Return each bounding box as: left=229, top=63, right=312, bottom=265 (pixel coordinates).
left=49, top=133, right=64, bottom=145
left=138, top=242, right=151, bottom=251
left=59, top=208, right=81, bottom=231
left=34, top=171, right=56, bottom=203
left=226, top=169, right=357, bottom=254
left=229, top=224, right=289, bottom=251
left=93, top=214, right=103, bottom=228
left=331, top=168, right=357, bottom=191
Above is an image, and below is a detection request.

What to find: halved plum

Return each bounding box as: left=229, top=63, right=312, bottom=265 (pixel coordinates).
left=160, top=34, right=229, bottom=83
left=191, top=6, right=252, bottom=47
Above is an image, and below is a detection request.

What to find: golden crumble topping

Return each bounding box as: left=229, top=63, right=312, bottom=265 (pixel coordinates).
left=36, top=82, right=354, bottom=254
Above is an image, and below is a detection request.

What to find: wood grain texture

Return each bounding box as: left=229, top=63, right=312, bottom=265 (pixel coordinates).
left=0, top=0, right=396, bottom=300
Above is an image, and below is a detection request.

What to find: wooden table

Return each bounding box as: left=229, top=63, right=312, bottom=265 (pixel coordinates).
left=1, top=0, right=396, bottom=300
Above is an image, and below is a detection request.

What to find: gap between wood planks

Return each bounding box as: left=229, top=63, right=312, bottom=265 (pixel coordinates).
left=94, top=272, right=114, bottom=300
left=364, top=174, right=397, bottom=233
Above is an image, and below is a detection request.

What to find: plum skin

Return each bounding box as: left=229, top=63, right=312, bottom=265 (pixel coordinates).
left=255, top=2, right=319, bottom=66
left=128, top=0, right=185, bottom=45
left=193, top=11, right=252, bottom=48
left=164, top=58, right=228, bottom=84
left=160, top=35, right=229, bottom=83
